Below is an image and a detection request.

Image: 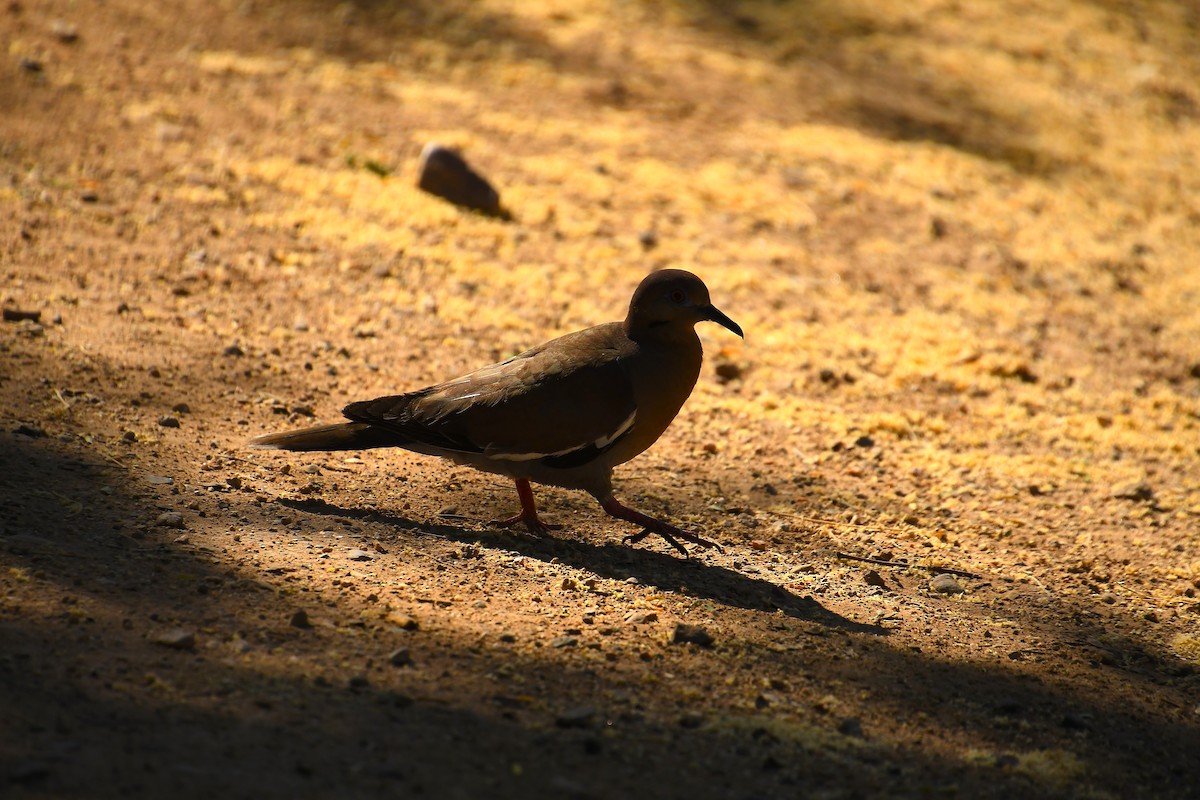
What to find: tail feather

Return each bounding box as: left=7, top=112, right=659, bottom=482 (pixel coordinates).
left=249, top=422, right=408, bottom=452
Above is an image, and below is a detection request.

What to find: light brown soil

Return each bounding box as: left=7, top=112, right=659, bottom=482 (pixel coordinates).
left=3, top=1, right=1199, bottom=797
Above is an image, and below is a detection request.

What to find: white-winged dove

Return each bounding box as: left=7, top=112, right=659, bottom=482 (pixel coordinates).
left=250, top=269, right=743, bottom=554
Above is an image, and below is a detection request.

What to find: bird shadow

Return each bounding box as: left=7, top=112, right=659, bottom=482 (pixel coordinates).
left=279, top=497, right=886, bottom=636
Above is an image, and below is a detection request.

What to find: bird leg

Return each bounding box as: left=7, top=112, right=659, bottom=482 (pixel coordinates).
left=491, top=478, right=562, bottom=535
left=599, top=495, right=722, bottom=555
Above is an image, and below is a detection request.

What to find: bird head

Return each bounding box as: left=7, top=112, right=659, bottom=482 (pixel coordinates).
left=626, top=269, right=744, bottom=340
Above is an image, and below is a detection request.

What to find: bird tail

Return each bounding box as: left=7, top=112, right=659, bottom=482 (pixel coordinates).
left=249, top=422, right=407, bottom=452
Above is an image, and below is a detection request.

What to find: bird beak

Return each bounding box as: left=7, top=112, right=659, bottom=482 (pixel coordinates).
left=701, top=304, right=744, bottom=339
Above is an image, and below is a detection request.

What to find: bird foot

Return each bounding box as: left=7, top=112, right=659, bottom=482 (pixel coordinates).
left=490, top=512, right=562, bottom=536
left=622, top=525, right=722, bottom=556
left=602, top=495, right=722, bottom=556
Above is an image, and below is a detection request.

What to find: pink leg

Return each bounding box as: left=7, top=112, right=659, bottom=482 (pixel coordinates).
left=599, top=495, right=722, bottom=555
left=491, top=478, right=562, bottom=535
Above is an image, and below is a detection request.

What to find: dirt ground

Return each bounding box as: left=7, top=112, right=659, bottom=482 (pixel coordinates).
left=3, top=0, right=1200, bottom=797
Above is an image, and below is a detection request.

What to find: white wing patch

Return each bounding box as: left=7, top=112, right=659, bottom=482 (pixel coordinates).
left=489, top=410, right=637, bottom=462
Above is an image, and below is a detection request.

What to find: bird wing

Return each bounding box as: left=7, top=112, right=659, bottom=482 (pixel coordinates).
left=343, top=323, right=638, bottom=466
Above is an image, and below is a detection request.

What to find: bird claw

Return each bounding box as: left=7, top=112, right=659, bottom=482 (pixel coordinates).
left=622, top=525, right=722, bottom=556
left=490, top=512, right=562, bottom=536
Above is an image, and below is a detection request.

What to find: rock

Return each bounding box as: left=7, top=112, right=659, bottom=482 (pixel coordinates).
left=638, top=230, right=658, bottom=250
left=854, top=435, right=875, bottom=448
left=2, top=308, right=41, bottom=322
left=172, top=402, right=191, bottom=414
left=226, top=475, right=243, bottom=490
left=838, top=717, right=865, bottom=738
left=550, top=635, right=579, bottom=648
left=14, top=423, right=45, bottom=438
left=155, top=511, right=185, bottom=529
left=50, top=19, right=79, bottom=43
left=121, top=430, right=137, bottom=442
left=555, top=706, right=597, bottom=729
left=389, top=647, right=413, bottom=667
left=385, top=612, right=419, bottom=631
left=623, top=610, right=658, bottom=625
left=223, top=344, right=245, bottom=357
left=154, top=628, right=196, bottom=650
left=863, top=570, right=888, bottom=589
left=498, top=632, right=517, bottom=643
left=157, top=415, right=180, bottom=428
left=290, top=609, right=312, bottom=629
left=714, top=361, right=744, bottom=384
left=671, top=623, right=714, bottom=647
left=416, top=142, right=506, bottom=217
left=144, top=474, right=173, bottom=485
left=1112, top=481, right=1154, bottom=502
left=930, top=573, right=964, bottom=594
left=348, top=549, right=375, bottom=561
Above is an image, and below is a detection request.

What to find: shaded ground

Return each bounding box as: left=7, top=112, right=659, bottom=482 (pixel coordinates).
left=2, top=0, right=1199, bottom=797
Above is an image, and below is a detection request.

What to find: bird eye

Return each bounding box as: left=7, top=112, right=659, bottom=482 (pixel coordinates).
left=669, top=289, right=687, bottom=304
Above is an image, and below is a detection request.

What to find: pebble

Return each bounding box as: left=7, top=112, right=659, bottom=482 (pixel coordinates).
left=51, top=19, right=79, bottom=43
left=145, top=474, right=173, bottom=485
left=555, top=706, right=596, bottom=729
left=386, top=612, right=419, bottom=630
left=838, top=717, right=865, bottom=738
left=290, top=610, right=311, bottom=628
left=416, top=142, right=505, bottom=217
left=172, top=402, right=190, bottom=414
left=389, top=647, right=413, bottom=668
left=623, top=610, right=658, bottom=625
left=158, top=415, right=180, bottom=428
left=671, top=623, right=714, bottom=647
left=2, top=308, right=41, bottom=323
left=155, top=511, right=185, bottom=529
left=550, top=635, right=579, bottom=648
left=223, top=344, right=245, bottom=357
left=1112, top=481, right=1154, bottom=502
left=348, top=549, right=375, bottom=561
left=154, top=628, right=196, bottom=650
left=863, top=570, right=888, bottom=589
left=930, top=574, right=964, bottom=594
left=14, top=423, right=45, bottom=438
left=498, top=632, right=517, bottom=643
left=121, top=430, right=137, bottom=443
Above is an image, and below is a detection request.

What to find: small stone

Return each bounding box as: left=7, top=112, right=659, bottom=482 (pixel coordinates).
left=226, top=475, right=243, bottom=490
left=854, top=435, right=875, bottom=448
left=863, top=570, right=888, bottom=589
left=555, top=706, right=596, bottom=729
left=1112, top=481, right=1154, bottom=502
left=145, top=474, right=173, bottom=485
left=550, top=635, right=579, bottom=648
left=389, top=647, right=413, bottom=667
left=416, top=142, right=505, bottom=217
left=671, top=623, right=714, bottom=647
left=638, top=230, right=658, bottom=250
left=348, top=675, right=370, bottom=690
left=154, top=628, right=196, bottom=650
left=155, top=511, right=185, bottom=529
left=748, top=539, right=768, bottom=551
left=121, top=430, right=137, bottom=443
left=50, top=19, right=79, bottom=43
left=623, top=610, right=658, bottom=625
left=348, top=548, right=375, bottom=561
left=14, top=423, right=45, bottom=438
left=2, top=308, right=41, bottom=323
left=223, top=344, right=245, bottom=357
left=838, top=717, right=865, bottom=738
left=385, top=612, right=419, bottom=630
left=290, top=609, right=312, bottom=629
left=158, top=416, right=180, bottom=428
left=172, top=402, right=190, bottom=414
left=714, top=361, right=744, bottom=384
left=930, top=574, right=964, bottom=594
left=173, top=534, right=189, bottom=544
left=498, top=632, right=517, bottom=643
